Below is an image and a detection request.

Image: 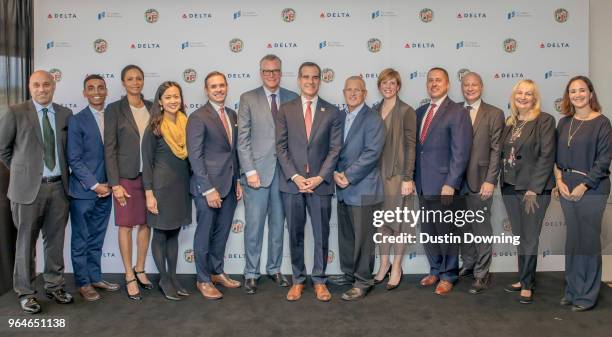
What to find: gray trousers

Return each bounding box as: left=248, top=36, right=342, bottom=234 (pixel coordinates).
left=337, top=201, right=377, bottom=289
left=11, top=181, right=69, bottom=299
left=460, top=193, right=493, bottom=279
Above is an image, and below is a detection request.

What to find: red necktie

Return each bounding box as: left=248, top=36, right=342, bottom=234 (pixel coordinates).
left=304, top=100, right=313, bottom=140
left=419, top=103, right=437, bottom=144
left=219, top=107, right=231, bottom=142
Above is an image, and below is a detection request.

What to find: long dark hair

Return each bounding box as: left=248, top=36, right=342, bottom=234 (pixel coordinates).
left=149, top=81, right=185, bottom=136
left=560, top=75, right=602, bottom=117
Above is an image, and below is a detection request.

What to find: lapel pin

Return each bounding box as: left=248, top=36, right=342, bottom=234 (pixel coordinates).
left=321, top=107, right=326, bottom=112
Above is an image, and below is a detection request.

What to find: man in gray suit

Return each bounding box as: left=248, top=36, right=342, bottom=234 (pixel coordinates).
left=330, top=76, right=385, bottom=300
left=237, top=54, right=298, bottom=294
left=0, top=70, right=73, bottom=313
left=459, top=72, right=505, bottom=294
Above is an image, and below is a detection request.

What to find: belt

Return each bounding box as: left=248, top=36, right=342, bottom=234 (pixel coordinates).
left=561, top=168, right=587, bottom=176
left=42, top=176, right=62, bottom=183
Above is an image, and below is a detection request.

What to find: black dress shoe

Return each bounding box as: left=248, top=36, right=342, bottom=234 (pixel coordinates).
left=560, top=297, right=572, bottom=306
left=519, top=292, right=533, bottom=304
left=458, top=268, right=474, bottom=278
left=469, top=276, right=490, bottom=294
left=328, top=274, right=355, bottom=286
left=20, top=297, right=41, bottom=314
left=125, top=278, right=142, bottom=300
left=159, top=282, right=181, bottom=301
left=341, top=287, right=370, bottom=301
left=45, top=288, right=74, bottom=304
left=134, top=268, right=154, bottom=290
left=572, top=305, right=591, bottom=312
left=268, top=273, right=289, bottom=287
left=245, top=278, right=257, bottom=295
left=373, top=265, right=391, bottom=285
left=504, top=283, right=522, bottom=293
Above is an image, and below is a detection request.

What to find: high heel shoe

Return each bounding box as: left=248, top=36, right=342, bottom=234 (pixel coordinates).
left=159, top=280, right=181, bottom=301
left=386, top=268, right=403, bottom=291
left=373, top=265, right=391, bottom=285
left=134, top=268, right=154, bottom=290
left=125, top=278, right=142, bottom=300
left=171, top=275, right=189, bottom=297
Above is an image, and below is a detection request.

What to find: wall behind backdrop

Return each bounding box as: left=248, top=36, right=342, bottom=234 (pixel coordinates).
left=33, top=0, right=599, bottom=275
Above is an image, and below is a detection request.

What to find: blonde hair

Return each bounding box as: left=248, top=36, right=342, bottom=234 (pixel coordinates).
left=507, top=79, right=541, bottom=126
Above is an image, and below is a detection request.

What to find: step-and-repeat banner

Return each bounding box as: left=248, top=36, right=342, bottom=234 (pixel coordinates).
left=34, top=0, right=597, bottom=274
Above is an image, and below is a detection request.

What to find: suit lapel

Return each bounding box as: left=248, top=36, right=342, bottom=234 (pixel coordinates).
left=512, top=118, right=536, bottom=153
left=84, top=107, right=104, bottom=146
left=422, top=98, right=450, bottom=145
left=26, top=101, right=44, bottom=145
left=343, top=105, right=367, bottom=145
left=309, top=100, right=325, bottom=143
left=256, top=87, right=275, bottom=128
left=120, top=97, right=139, bottom=134
left=472, top=103, right=486, bottom=135
left=206, top=102, right=231, bottom=149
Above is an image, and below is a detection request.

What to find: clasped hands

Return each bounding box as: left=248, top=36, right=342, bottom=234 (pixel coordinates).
left=294, top=175, right=323, bottom=193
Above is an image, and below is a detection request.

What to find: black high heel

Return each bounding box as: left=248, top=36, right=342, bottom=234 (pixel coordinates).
left=125, top=278, right=142, bottom=300
left=159, top=280, right=181, bottom=301
left=134, top=268, right=154, bottom=290
left=374, top=265, right=391, bottom=285
left=386, top=267, right=403, bottom=291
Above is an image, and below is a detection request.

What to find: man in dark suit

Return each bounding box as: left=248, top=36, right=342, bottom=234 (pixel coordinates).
left=187, top=71, right=243, bottom=300
left=0, top=70, right=73, bottom=313
left=237, top=55, right=298, bottom=294
left=458, top=72, right=505, bottom=294
left=67, top=75, right=119, bottom=302
left=276, top=62, right=342, bottom=302
left=329, top=76, right=385, bottom=300
left=415, top=67, right=472, bottom=295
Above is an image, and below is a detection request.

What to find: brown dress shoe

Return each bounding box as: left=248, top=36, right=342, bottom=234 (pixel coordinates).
left=313, top=284, right=331, bottom=302
left=286, top=284, right=305, bottom=301
left=419, top=274, right=439, bottom=287
left=197, top=282, right=223, bottom=300
left=92, top=280, right=120, bottom=292
left=79, top=285, right=101, bottom=302
left=211, top=273, right=241, bottom=288
left=434, top=280, right=453, bottom=295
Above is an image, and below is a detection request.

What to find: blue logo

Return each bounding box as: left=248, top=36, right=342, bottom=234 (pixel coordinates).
left=46, top=41, right=54, bottom=49
left=372, top=10, right=380, bottom=19
left=319, top=41, right=327, bottom=49
left=98, top=12, right=105, bottom=20
left=409, top=71, right=418, bottom=80
left=234, top=11, right=241, bottom=19
left=507, top=11, right=516, bottom=20
left=544, top=71, right=553, bottom=79
left=456, top=41, right=464, bottom=49
left=181, top=42, right=189, bottom=50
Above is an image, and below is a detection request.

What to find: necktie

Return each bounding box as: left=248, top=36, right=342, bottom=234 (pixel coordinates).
left=467, top=105, right=476, bottom=125
left=304, top=100, right=313, bottom=140
left=219, top=107, right=231, bottom=142
left=98, top=111, right=105, bottom=143
left=419, top=103, right=437, bottom=144
left=270, top=93, right=278, bottom=122
left=42, top=108, right=56, bottom=171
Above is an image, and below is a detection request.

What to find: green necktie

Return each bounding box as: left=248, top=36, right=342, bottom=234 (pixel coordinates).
left=42, top=107, right=56, bottom=171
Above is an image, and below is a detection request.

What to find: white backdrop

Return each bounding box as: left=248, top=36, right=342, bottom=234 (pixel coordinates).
left=33, top=0, right=594, bottom=275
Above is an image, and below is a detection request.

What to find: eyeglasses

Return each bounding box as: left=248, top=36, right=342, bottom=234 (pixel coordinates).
left=261, top=69, right=282, bottom=76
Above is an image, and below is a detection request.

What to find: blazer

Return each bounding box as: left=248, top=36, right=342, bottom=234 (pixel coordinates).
left=0, top=100, right=71, bottom=204
left=104, top=96, right=152, bottom=186
left=460, top=101, right=505, bottom=194
left=500, top=112, right=556, bottom=193
left=237, top=86, right=298, bottom=187
left=373, top=98, right=417, bottom=181
left=414, top=97, right=473, bottom=196
left=187, top=101, right=239, bottom=198
left=275, top=96, right=342, bottom=195
left=67, top=106, right=107, bottom=199
left=335, top=105, right=385, bottom=206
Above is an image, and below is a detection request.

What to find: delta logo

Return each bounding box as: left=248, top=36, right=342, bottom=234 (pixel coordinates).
left=233, top=10, right=257, bottom=19
left=47, top=12, right=77, bottom=19
left=419, top=8, right=434, bottom=23
left=371, top=9, right=398, bottom=19
left=49, top=68, right=62, bottom=82
left=320, top=11, right=351, bottom=18
left=144, top=9, right=159, bottom=23
left=555, top=8, right=569, bottom=23
left=224, top=252, right=246, bottom=260
left=404, top=41, right=435, bottom=49
left=180, top=41, right=206, bottom=50
left=84, top=73, right=115, bottom=79
left=229, top=38, right=244, bottom=53
left=457, top=12, right=487, bottom=19
left=181, top=12, right=212, bottom=19
left=493, top=72, right=524, bottom=79
left=59, top=103, right=78, bottom=109
left=183, top=69, right=197, bottom=83
left=360, top=73, right=378, bottom=79
left=93, top=39, right=108, bottom=53
left=456, top=40, right=480, bottom=50
left=321, top=68, right=335, bottom=83
left=226, top=72, right=252, bottom=79
left=539, top=41, right=570, bottom=49
left=266, top=41, right=298, bottom=48
left=97, top=11, right=121, bottom=20
left=130, top=42, right=160, bottom=49
left=367, top=38, right=382, bottom=53
left=507, top=10, right=532, bottom=20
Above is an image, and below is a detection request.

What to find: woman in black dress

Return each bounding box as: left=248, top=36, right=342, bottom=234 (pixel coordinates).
left=500, top=79, right=556, bottom=304
left=142, top=81, right=192, bottom=300
left=555, top=76, right=611, bottom=311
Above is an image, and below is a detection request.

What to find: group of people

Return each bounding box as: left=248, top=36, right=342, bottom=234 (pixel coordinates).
left=0, top=54, right=609, bottom=315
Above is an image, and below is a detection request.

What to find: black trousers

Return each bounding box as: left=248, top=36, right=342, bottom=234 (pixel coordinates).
left=501, top=184, right=551, bottom=290
left=460, top=193, right=493, bottom=279
left=337, top=201, right=377, bottom=289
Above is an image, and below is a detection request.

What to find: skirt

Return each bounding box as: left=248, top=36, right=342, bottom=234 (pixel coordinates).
left=114, top=176, right=147, bottom=227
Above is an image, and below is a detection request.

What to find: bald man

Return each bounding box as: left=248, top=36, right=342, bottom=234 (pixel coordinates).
left=0, top=70, right=74, bottom=314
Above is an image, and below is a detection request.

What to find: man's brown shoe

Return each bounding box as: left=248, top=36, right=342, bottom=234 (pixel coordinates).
left=92, top=280, right=120, bottom=292
left=314, top=284, right=331, bottom=302
left=434, top=280, right=453, bottom=295
left=197, top=282, right=223, bottom=300
left=211, top=273, right=241, bottom=288
left=79, top=285, right=101, bottom=302
left=286, top=284, right=305, bottom=301
left=419, top=274, right=439, bottom=287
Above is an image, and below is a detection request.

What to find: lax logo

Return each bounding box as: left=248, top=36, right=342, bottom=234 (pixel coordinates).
left=184, top=249, right=194, bottom=263
left=93, top=39, right=108, bottom=53
left=231, top=219, right=244, bottom=233
left=321, top=68, right=335, bottom=83
left=327, top=250, right=336, bottom=264
left=49, top=68, right=62, bottom=82
left=144, top=9, right=159, bottom=23
left=282, top=8, right=296, bottom=22
left=457, top=68, right=471, bottom=81
left=503, top=38, right=517, bottom=53
left=419, top=8, right=434, bottom=23
left=367, top=38, right=382, bottom=53
left=555, top=8, right=569, bottom=23
left=554, top=98, right=563, bottom=113
left=183, top=69, right=197, bottom=83
left=229, top=38, right=244, bottom=53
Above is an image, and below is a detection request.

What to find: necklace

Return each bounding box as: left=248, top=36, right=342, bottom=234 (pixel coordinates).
left=510, top=120, right=528, bottom=143
left=567, top=117, right=585, bottom=147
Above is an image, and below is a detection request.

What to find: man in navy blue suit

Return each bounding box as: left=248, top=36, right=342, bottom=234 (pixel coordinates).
left=329, top=76, right=384, bottom=300
left=415, top=67, right=472, bottom=295
left=67, top=74, right=119, bottom=301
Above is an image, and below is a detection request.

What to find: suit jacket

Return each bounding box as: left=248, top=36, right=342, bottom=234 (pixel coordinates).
left=373, top=98, right=417, bottom=181
left=67, top=107, right=107, bottom=199
left=104, top=96, right=152, bottom=186
left=336, top=105, right=385, bottom=206
left=0, top=100, right=71, bottom=204
left=460, top=101, right=505, bottom=194
left=187, top=101, right=239, bottom=198
left=237, top=86, right=298, bottom=187
left=500, top=112, right=556, bottom=193
left=275, top=97, right=342, bottom=195
left=415, top=97, right=473, bottom=196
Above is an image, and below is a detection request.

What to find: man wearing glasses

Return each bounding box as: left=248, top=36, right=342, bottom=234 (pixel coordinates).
left=237, top=55, right=298, bottom=294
